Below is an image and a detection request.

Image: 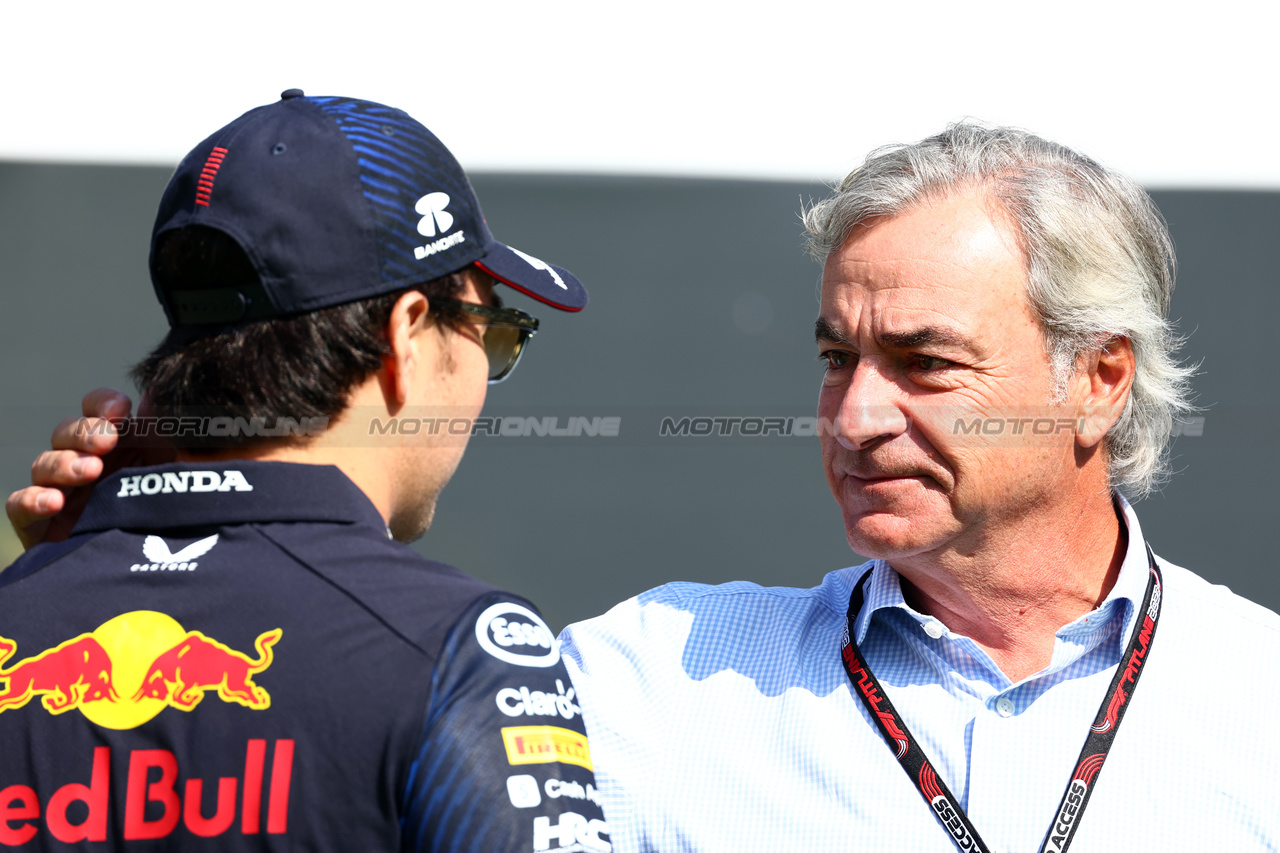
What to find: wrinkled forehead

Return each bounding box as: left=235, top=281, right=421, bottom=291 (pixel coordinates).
left=817, top=189, right=1038, bottom=336
left=840, top=185, right=1025, bottom=261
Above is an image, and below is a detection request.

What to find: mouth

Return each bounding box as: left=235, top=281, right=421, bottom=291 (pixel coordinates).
left=839, top=471, right=942, bottom=497
left=844, top=471, right=926, bottom=483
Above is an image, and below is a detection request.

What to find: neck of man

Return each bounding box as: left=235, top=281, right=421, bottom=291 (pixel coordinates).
left=177, top=442, right=399, bottom=529
left=174, top=379, right=431, bottom=541
left=891, top=481, right=1127, bottom=684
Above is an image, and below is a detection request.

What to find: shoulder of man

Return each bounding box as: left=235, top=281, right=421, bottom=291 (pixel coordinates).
left=560, top=564, right=869, bottom=711
left=561, top=565, right=867, bottom=660
left=0, top=531, right=98, bottom=587
left=398, top=589, right=610, bottom=853
left=1155, top=554, right=1280, bottom=638
left=266, top=523, right=612, bottom=853
left=255, top=519, right=506, bottom=655
left=557, top=567, right=868, bottom=853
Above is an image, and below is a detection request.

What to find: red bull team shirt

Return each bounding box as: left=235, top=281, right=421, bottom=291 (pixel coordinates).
left=0, top=461, right=609, bottom=852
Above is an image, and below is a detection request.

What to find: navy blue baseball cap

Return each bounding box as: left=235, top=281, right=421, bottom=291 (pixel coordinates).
left=151, top=89, right=587, bottom=326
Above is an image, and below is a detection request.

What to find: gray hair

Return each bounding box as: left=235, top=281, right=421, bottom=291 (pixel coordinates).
left=803, top=122, right=1195, bottom=498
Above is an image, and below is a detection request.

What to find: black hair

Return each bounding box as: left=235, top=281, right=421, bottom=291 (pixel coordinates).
left=132, top=226, right=467, bottom=451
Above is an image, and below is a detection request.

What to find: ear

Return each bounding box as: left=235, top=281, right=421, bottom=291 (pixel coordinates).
left=383, top=291, right=433, bottom=407
left=1074, top=337, right=1136, bottom=448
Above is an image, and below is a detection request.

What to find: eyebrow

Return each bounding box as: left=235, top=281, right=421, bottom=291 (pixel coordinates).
left=814, top=319, right=972, bottom=352
left=814, top=318, right=853, bottom=345
left=879, top=327, right=970, bottom=350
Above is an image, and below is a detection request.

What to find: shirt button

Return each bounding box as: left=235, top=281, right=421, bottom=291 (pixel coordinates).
left=923, top=621, right=945, bottom=639
left=996, top=698, right=1015, bottom=717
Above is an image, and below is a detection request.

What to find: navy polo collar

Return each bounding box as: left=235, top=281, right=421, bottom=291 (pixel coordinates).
left=73, top=461, right=387, bottom=534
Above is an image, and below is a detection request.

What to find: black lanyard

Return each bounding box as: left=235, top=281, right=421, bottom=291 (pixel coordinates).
left=840, top=546, right=1162, bottom=853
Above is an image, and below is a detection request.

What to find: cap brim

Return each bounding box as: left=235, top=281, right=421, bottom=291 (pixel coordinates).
left=476, top=243, right=587, bottom=312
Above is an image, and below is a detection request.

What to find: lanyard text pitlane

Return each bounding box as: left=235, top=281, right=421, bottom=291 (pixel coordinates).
left=839, top=546, right=1162, bottom=853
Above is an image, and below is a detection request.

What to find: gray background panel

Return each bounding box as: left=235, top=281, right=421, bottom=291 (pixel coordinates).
left=1, top=162, right=1275, bottom=629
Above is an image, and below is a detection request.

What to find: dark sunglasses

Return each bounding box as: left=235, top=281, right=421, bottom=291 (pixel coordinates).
left=434, top=298, right=540, bottom=383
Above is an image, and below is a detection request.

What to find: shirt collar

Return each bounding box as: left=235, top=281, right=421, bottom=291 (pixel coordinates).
left=853, top=493, right=1152, bottom=647
left=72, top=460, right=388, bottom=535
left=1076, top=493, right=1152, bottom=642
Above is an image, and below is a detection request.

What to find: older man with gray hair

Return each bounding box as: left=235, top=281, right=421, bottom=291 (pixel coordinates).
left=560, top=123, right=1280, bottom=851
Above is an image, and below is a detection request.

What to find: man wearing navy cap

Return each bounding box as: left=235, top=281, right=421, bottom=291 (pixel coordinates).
left=0, top=91, right=608, bottom=851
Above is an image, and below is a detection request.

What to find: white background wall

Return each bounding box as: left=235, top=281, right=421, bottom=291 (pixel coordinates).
left=5, top=0, right=1278, bottom=186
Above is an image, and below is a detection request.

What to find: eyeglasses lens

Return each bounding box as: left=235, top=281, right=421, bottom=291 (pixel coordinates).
left=483, top=325, right=527, bottom=382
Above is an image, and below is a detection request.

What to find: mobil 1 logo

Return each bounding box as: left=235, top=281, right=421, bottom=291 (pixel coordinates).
left=475, top=602, right=560, bottom=668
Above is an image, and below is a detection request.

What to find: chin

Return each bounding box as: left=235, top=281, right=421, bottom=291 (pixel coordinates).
left=835, top=482, right=955, bottom=558
left=842, top=510, right=954, bottom=562
left=388, top=501, right=437, bottom=543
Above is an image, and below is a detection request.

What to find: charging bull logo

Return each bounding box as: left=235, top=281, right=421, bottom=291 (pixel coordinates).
left=0, top=612, right=280, bottom=729
left=0, top=635, right=119, bottom=714
left=134, top=629, right=280, bottom=711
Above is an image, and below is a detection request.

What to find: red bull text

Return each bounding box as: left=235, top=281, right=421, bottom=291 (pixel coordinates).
left=0, top=739, right=294, bottom=845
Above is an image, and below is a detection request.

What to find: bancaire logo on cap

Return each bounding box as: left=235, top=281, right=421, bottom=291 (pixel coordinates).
left=0, top=612, right=280, bottom=729
left=414, top=191, right=467, bottom=260
left=415, top=192, right=454, bottom=236
left=475, top=602, right=560, bottom=667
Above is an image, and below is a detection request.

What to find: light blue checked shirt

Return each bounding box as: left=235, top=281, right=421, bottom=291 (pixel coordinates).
left=561, top=500, right=1280, bottom=852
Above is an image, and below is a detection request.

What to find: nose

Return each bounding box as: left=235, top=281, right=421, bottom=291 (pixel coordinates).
left=829, top=360, right=910, bottom=451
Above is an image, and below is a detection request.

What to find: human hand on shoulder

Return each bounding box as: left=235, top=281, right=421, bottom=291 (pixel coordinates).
left=5, top=388, right=176, bottom=549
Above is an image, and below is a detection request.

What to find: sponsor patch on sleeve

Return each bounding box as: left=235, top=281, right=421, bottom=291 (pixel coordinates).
left=475, top=602, right=560, bottom=668
left=501, top=726, right=593, bottom=771
left=506, top=773, right=543, bottom=808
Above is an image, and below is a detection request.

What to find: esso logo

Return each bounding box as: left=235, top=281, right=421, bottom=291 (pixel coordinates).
left=475, top=602, right=560, bottom=668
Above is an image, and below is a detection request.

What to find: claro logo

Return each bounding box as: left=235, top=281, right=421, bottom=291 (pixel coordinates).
left=496, top=679, right=580, bottom=721
left=475, top=603, right=559, bottom=668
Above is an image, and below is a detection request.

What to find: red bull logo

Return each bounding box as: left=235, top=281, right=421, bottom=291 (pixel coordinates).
left=0, top=635, right=118, bottom=714
left=0, top=612, right=281, bottom=729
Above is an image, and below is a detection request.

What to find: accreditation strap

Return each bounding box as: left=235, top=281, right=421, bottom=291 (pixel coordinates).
left=839, top=546, right=1162, bottom=853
